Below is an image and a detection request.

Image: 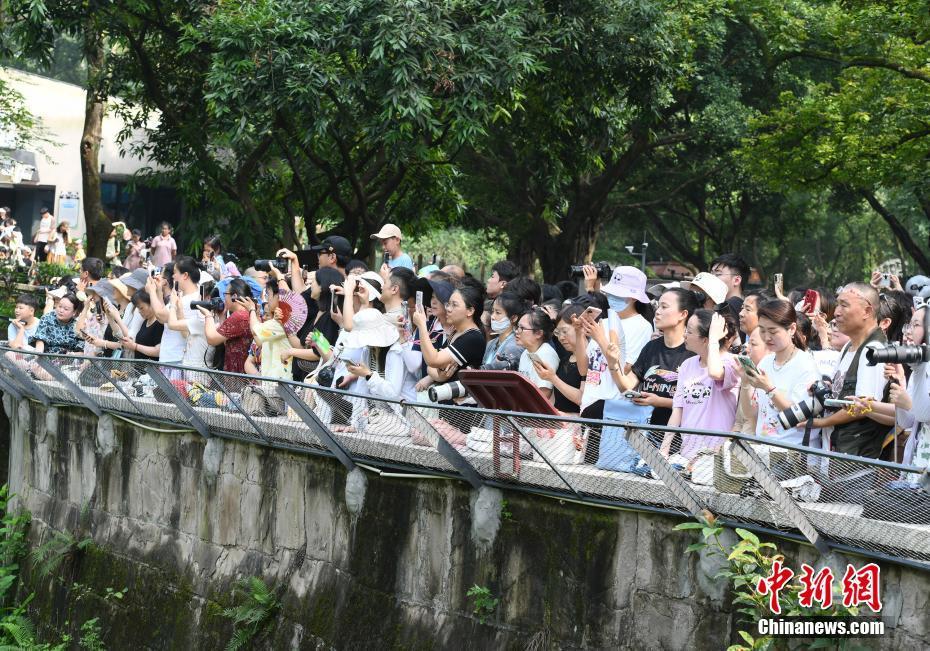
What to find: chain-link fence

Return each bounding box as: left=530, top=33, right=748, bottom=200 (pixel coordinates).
left=2, top=347, right=929, bottom=568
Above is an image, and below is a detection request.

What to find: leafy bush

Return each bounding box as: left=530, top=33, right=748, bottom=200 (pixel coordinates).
left=35, top=262, right=76, bottom=287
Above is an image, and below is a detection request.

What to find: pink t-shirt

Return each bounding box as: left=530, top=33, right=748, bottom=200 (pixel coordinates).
left=672, top=353, right=739, bottom=459
left=150, top=235, right=177, bottom=267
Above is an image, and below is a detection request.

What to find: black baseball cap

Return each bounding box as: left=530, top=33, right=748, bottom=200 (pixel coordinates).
left=310, top=235, right=352, bottom=258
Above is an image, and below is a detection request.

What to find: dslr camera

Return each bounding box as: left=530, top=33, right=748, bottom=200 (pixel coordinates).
left=865, top=343, right=930, bottom=366
left=778, top=380, right=833, bottom=429
left=190, top=296, right=225, bottom=312
left=569, top=261, right=612, bottom=280
left=254, top=257, right=289, bottom=273
left=428, top=381, right=468, bottom=403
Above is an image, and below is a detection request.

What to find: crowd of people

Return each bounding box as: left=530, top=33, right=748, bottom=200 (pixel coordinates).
left=2, top=211, right=930, bottom=492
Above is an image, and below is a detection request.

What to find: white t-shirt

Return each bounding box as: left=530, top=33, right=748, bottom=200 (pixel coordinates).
left=518, top=342, right=560, bottom=391
left=580, top=313, right=654, bottom=410
left=181, top=293, right=210, bottom=368
left=753, top=350, right=820, bottom=445
left=832, top=341, right=886, bottom=400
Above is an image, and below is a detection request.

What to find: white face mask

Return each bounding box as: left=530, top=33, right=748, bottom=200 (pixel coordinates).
left=491, top=317, right=511, bottom=333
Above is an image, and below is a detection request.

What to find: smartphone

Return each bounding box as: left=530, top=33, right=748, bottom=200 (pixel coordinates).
left=801, top=289, right=819, bottom=314
left=415, top=291, right=423, bottom=311
left=330, top=292, right=337, bottom=313
left=825, top=398, right=855, bottom=409
left=623, top=390, right=643, bottom=400
left=774, top=273, right=783, bottom=287
left=382, top=253, right=389, bottom=268
left=879, top=273, right=891, bottom=289
left=582, top=306, right=602, bottom=320
left=173, top=280, right=179, bottom=293
left=527, top=351, right=544, bottom=364
left=431, top=253, right=438, bottom=265
left=737, top=355, right=759, bottom=375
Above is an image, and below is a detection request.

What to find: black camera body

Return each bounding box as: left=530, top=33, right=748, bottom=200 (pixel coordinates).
left=190, top=297, right=225, bottom=312
left=778, top=380, right=833, bottom=429
left=865, top=343, right=930, bottom=366
left=569, top=261, right=612, bottom=280
left=254, top=258, right=289, bottom=272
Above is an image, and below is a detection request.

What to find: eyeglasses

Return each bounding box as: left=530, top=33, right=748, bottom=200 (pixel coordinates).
left=515, top=324, right=537, bottom=332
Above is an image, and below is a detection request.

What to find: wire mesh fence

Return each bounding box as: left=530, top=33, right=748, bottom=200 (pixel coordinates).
left=3, top=346, right=930, bottom=567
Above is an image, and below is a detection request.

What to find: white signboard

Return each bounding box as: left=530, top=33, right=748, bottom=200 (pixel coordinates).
left=58, top=193, right=81, bottom=227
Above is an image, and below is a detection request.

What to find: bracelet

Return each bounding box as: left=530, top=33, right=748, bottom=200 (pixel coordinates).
left=765, top=386, right=777, bottom=396
left=609, top=366, right=620, bottom=372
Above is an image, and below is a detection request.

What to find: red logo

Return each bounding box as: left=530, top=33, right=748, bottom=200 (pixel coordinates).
left=757, top=562, right=882, bottom=614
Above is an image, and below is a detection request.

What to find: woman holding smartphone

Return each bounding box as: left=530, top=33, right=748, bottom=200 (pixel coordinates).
left=605, top=288, right=697, bottom=428
left=514, top=307, right=559, bottom=402
left=740, top=299, right=819, bottom=446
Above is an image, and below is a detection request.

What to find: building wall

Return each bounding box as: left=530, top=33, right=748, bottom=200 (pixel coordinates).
left=0, top=67, right=168, bottom=240
left=5, top=399, right=930, bottom=650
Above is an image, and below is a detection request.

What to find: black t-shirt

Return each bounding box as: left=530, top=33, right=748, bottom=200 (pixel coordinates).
left=631, top=338, right=695, bottom=426
left=444, top=328, right=486, bottom=380
left=296, top=288, right=321, bottom=344
left=134, top=318, right=164, bottom=361
left=554, top=355, right=582, bottom=413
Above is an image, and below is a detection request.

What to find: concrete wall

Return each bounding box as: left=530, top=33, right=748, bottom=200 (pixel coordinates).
left=5, top=398, right=930, bottom=650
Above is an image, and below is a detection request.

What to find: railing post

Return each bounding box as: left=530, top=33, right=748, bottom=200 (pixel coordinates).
left=276, top=383, right=356, bottom=471
left=504, top=415, right=581, bottom=498
left=404, top=404, right=483, bottom=490
left=621, top=426, right=711, bottom=519
left=729, top=439, right=831, bottom=554
left=0, top=355, right=49, bottom=406
left=35, top=357, right=102, bottom=417
left=146, top=365, right=212, bottom=439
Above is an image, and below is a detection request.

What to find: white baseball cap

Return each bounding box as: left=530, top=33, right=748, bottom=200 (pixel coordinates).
left=370, top=223, right=403, bottom=241
left=682, top=272, right=728, bottom=305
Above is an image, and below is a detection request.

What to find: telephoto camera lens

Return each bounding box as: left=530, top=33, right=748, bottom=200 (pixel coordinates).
left=428, top=381, right=468, bottom=403
left=865, top=343, right=930, bottom=366
left=778, top=398, right=818, bottom=429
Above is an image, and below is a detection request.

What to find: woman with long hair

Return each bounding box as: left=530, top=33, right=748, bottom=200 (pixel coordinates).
left=661, top=308, right=740, bottom=459
left=741, top=299, right=820, bottom=446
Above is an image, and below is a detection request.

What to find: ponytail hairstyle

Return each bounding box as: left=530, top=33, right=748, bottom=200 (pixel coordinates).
left=174, top=255, right=202, bottom=284
left=795, top=312, right=820, bottom=351
left=663, top=288, right=699, bottom=321
left=756, top=299, right=806, bottom=351
left=693, top=307, right=738, bottom=349
left=454, top=283, right=486, bottom=335
left=521, top=306, right=555, bottom=340
left=496, top=291, right=529, bottom=323
left=203, top=234, right=222, bottom=256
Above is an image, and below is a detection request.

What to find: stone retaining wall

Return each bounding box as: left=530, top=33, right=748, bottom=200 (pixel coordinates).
left=5, top=399, right=929, bottom=650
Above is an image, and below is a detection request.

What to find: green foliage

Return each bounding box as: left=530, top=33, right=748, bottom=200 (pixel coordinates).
left=34, top=262, right=76, bottom=287
left=499, top=499, right=512, bottom=521
left=405, top=227, right=508, bottom=276
left=466, top=585, right=499, bottom=625
left=30, top=531, right=93, bottom=582
left=221, top=577, right=280, bottom=651
left=676, top=519, right=860, bottom=650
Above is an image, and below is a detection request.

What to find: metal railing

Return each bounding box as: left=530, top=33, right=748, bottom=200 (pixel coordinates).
left=2, top=346, right=929, bottom=570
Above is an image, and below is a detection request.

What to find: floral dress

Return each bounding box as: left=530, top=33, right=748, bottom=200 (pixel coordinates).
left=30, top=313, right=82, bottom=354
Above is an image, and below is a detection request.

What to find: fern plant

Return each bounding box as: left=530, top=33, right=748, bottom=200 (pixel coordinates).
left=30, top=531, right=93, bottom=582
left=222, top=577, right=280, bottom=651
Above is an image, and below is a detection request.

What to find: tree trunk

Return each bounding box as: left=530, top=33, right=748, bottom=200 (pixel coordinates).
left=80, top=24, right=110, bottom=259
left=859, top=189, right=930, bottom=273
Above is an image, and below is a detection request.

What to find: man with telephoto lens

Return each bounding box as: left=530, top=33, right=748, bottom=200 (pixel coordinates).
left=803, top=282, right=888, bottom=458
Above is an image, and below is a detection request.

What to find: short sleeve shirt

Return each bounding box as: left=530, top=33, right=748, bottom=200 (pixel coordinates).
left=217, top=310, right=253, bottom=373
left=388, top=253, right=415, bottom=271
left=31, top=313, right=82, bottom=354
left=631, top=338, right=694, bottom=426
left=518, top=343, right=560, bottom=390
left=445, top=328, right=486, bottom=379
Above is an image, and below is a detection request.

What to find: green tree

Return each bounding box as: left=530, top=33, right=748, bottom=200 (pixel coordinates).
left=106, top=0, right=548, bottom=258
left=737, top=0, right=930, bottom=271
